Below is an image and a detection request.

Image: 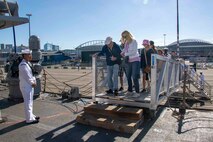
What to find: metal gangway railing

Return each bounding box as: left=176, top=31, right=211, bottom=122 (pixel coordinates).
left=92, top=54, right=185, bottom=112
left=187, top=68, right=212, bottom=99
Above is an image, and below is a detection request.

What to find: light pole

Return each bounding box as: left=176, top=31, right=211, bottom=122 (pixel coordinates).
left=177, top=0, right=180, bottom=57
left=26, top=14, right=32, bottom=39
left=163, top=34, right=166, bottom=47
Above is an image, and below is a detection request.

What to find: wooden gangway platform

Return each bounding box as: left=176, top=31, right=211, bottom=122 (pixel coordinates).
left=76, top=104, right=144, bottom=133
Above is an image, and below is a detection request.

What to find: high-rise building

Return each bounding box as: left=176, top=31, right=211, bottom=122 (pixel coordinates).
left=0, top=44, right=4, bottom=50
left=5, top=44, right=13, bottom=50
left=0, top=44, right=12, bottom=52
left=52, top=45, right=59, bottom=51
left=44, top=43, right=60, bottom=51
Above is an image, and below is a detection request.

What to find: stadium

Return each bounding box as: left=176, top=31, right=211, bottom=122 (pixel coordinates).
left=167, top=39, right=213, bottom=62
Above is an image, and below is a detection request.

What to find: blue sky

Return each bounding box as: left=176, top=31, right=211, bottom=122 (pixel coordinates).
left=1, top=0, right=213, bottom=49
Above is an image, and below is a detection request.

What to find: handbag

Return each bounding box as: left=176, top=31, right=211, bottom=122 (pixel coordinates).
left=144, top=66, right=151, bottom=73
left=144, top=49, right=151, bottom=73
left=124, top=56, right=129, bottom=63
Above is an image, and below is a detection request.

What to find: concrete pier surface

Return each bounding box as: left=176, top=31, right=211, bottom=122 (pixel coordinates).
left=0, top=69, right=213, bottom=142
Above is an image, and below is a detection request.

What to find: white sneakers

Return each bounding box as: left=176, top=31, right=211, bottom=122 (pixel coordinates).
left=124, top=91, right=132, bottom=98
left=125, top=92, right=140, bottom=98
left=131, top=93, right=140, bottom=98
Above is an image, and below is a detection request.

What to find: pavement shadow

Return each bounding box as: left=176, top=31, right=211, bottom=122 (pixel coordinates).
left=0, top=121, right=26, bottom=135
left=178, top=116, right=213, bottom=134
left=0, top=98, right=22, bottom=110
left=35, top=107, right=166, bottom=142
left=0, top=94, right=40, bottom=110
left=36, top=120, right=131, bottom=142
left=180, top=126, right=213, bottom=134
left=131, top=107, right=166, bottom=142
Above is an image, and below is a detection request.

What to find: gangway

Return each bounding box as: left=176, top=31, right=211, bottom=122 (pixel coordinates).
left=77, top=54, right=186, bottom=132
left=91, top=54, right=184, bottom=114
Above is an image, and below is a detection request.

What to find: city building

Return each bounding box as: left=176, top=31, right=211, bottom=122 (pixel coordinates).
left=44, top=43, right=59, bottom=51
left=0, top=43, right=13, bottom=52
left=16, top=44, right=28, bottom=53
left=0, top=44, right=4, bottom=50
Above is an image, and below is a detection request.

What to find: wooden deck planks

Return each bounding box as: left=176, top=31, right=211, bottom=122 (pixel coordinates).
left=76, top=104, right=144, bottom=133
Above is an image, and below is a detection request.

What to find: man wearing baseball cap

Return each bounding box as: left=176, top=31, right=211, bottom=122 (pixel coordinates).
left=19, top=49, right=39, bottom=124
left=93, top=37, right=122, bottom=95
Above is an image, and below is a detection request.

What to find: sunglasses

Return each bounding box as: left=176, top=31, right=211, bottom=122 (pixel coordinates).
left=122, top=35, right=127, bottom=39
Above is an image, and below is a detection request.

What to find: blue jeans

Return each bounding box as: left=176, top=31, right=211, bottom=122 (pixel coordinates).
left=127, top=61, right=140, bottom=93
left=107, top=64, right=119, bottom=91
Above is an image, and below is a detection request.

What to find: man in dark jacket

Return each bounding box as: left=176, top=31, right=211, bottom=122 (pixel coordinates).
left=94, top=37, right=121, bottom=95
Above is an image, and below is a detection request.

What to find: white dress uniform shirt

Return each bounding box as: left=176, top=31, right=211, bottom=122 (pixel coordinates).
left=19, top=59, right=37, bottom=123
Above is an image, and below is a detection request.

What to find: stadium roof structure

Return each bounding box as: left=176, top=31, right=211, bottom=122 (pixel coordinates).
left=168, top=39, right=213, bottom=47
left=76, top=40, right=105, bottom=49
left=75, top=40, right=105, bottom=51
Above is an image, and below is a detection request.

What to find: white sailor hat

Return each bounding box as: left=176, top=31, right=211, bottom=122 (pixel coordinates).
left=21, top=49, right=32, bottom=54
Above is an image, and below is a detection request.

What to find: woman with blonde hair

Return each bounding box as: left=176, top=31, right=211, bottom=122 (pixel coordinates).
left=120, top=30, right=140, bottom=97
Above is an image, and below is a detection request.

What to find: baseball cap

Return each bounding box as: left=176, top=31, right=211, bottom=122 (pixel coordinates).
left=142, top=39, right=149, bottom=45
left=105, top=36, right=112, bottom=45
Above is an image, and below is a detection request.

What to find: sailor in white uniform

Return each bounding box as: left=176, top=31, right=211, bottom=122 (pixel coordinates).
left=199, top=72, right=205, bottom=90
left=19, top=49, right=39, bottom=124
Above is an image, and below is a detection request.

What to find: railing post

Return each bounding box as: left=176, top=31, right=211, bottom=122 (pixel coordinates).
left=209, top=86, right=212, bottom=100
left=43, top=69, right=46, bottom=92
left=164, top=59, right=169, bottom=93
left=92, top=56, right=97, bottom=101
left=176, top=62, right=180, bottom=86
left=150, top=54, right=157, bottom=110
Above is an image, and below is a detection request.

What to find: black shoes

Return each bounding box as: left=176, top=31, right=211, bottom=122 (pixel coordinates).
left=114, top=90, right=118, bottom=96
left=119, top=87, right=124, bottom=91
left=26, top=119, right=39, bottom=124
left=35, top=116, right=40, bottom=120
left=140, top=89, right=146, bottom=93
left=106, top=89, right=113, bottom=94
left=106, top=89, right=119, bottom=96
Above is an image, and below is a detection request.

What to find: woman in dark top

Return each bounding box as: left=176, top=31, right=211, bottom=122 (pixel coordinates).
left=140, top=39, right=154, bottom=93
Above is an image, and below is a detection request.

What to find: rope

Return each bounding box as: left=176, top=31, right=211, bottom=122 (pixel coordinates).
left=43, top=69, right=92, bottom=94
left=63, top=71, right=92, bottom=83
left=44, top=69, right=64, bottom=84
left=79, top=81, right=92, bottom=89
left=45, top=77, right=63, bottom=92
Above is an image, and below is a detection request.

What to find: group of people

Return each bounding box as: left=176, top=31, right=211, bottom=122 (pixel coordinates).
left=94, top=30, right=175, bottom=98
